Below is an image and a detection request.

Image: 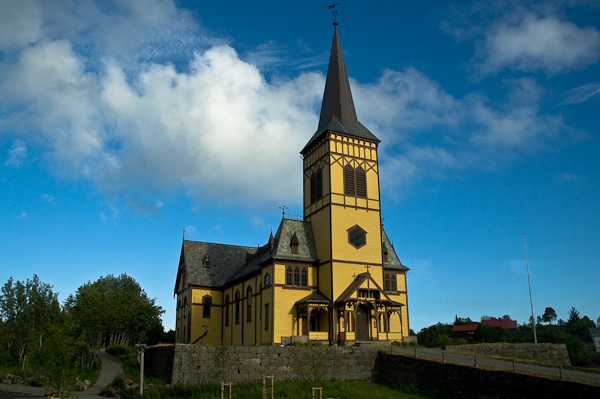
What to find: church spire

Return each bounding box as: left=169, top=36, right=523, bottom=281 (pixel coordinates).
left=318, top=21, right=358, bottom=130
left=302, top=22, right=378, bottom=154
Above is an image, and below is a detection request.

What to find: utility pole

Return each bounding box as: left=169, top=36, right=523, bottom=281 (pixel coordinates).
left=523, top=234, right=537, bottom=344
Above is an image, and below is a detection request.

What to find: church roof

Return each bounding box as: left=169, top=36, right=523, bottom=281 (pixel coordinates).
left=301, top=23, right=379, bottom=155
left=382, top=229, right=409, bottom=272
left=176, top=240, right=257, bottom=292
left=176, top=218, right=320, bottom=291
left=226, top=218, right=319, bottom=285
left=295, top=291, right=331, bottom=305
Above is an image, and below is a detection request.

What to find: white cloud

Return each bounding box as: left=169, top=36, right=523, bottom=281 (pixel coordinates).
left=0, top=0, right=576, bottom=211
left=4, top=140, right=28, bottom=167
left=41, top=193, right=55, bottom=203
left=480, top=14, right=600, bottom=74
left=0, top=0, right=43, bottom=50
left=563, top=82, right=600, bottom=104
left=353, top=71, right=566, bottom=188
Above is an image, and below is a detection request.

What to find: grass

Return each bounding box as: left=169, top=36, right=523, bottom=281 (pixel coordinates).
left=105, top=345, right=140, bottom=382
left=119, top=380, right=433, bottom=399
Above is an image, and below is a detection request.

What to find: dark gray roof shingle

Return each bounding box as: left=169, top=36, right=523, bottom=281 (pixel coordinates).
left=382, top=229, right=409, bottom=272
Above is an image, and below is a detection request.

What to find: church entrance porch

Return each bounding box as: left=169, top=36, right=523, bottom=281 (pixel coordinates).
left=335, top=272, right=405, bottom=343
left=295, top=292, right=331, bottom=342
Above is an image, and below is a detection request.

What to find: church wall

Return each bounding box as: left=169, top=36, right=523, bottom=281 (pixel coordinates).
left=272, top=263, right=317, bottom=343
left=189, top=288, right=223, bottom=346
left=318, top=261, right=333, bottom=300
left=260, top=265, right=274, bottom=345
left=309, top=207, right=331, bottom=262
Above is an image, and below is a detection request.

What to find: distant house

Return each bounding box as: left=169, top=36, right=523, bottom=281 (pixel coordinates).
left=590, top=328, right=600, bottom=352
left=453, top=317, right=517, bottom=337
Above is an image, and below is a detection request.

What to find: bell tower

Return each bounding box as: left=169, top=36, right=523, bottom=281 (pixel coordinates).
left=301, top=22, right=383, bottom=302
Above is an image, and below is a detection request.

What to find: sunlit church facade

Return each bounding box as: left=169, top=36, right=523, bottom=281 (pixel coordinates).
left=174, top=23, right=410, bottom=346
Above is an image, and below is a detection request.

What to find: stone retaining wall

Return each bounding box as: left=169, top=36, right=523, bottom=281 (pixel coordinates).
left=145, top=345, right=175, bottom=382
left=170, top=344, right=384, bottom=385
left=445, top=343, right=570, bottom=366
left=375, top=352, right=599, bottom=399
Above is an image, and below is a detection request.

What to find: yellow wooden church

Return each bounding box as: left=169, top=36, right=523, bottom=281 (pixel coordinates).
left=175, top=22, right=410, bottom=346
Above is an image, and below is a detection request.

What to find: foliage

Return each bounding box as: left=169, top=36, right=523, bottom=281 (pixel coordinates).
left=568, top=307, right=581, bottom=323
left=542, top=307, right=557, bottom=325
left=453, top=315, right=473, bottom=325
left=119, top=381, right=433, bottom=399
left=0, top=275, right=83, bottom=392
left=291, top=340, right=323, bottom=346
left=0, top=274, right=167, bottom=392
left=392, top=340, right=418, bottom=347
left=0, top=275, right=61, bottom=368
left=106, top=345, right=141, bottom=382
left=66, top=274, right=164, bottom=348
left=417, top=307, right=598, bottom=367
left=417, top=323, right=453, bottom=348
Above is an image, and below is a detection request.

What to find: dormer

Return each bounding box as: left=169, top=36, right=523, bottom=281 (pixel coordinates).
left=290, top=232, right=299, bottom=254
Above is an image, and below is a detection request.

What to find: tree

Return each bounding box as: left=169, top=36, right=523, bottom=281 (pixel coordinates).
left=454, top=315, right=473, bottom=325
left=542, top=307, right=557, bottom=325
left=0, top=275, right=61, bottom=368
left=67, top=274, right=164, bottom=348
left=417, top=323, right=454, bottom=347
left=568, top=307, right=581, bottom=324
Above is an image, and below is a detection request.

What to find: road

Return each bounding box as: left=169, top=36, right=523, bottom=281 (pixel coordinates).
left=392, top=347, right=600, bottom=386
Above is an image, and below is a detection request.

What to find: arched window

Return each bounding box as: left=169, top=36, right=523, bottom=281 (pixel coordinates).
left=265, top=273, right=270, bottom=286
left=246, top=287, right=253, bottom=323
left=203, top=295, right=212, bottom=318
left=391, top=274, right=397, bottom=292
left=183, top=297, right=188, bottom=318
left=301, top=268, right=308, bottom=287
left=384, top=274, right=391, bottom=292
left=235, top=290, right=240, bottom=325
left=286, top=266, right=293, bottom=286
left=294, top=267, right=300, bottom=286
left=225, top=295, right=230, bottom=327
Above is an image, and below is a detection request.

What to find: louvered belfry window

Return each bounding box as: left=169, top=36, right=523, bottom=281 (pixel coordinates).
left=310, top=168, right=323, bottom=203
left=355, top=167, right=366, bottom=197
left=344, top=165, right=355, bottom=196
left=344, top=165, right=367, bottom=197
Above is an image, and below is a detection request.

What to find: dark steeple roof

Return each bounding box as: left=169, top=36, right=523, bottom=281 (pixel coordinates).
left=302, top=22, right=379, bottom=154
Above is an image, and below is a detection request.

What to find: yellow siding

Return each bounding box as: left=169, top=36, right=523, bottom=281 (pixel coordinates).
left=188, top=288, right=223, bottom=345
left=330, top=206, right=382, bottom=264
left=318, top=262, right=332, bottom=299
left=309, top=207, right=331, bottom=263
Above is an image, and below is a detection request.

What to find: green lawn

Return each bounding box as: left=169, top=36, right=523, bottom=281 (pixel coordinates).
left=120, top=380, right=432, bottom=399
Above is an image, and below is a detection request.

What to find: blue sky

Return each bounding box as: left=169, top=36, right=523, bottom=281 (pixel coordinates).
left=1, top=0, right=599, bottom=334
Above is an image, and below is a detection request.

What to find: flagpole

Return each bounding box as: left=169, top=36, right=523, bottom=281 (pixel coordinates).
left=523, top=233, right=537, bottom=344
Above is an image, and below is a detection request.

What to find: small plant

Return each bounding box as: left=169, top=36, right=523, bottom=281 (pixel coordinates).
left=292, top=340, right=323, bottom=346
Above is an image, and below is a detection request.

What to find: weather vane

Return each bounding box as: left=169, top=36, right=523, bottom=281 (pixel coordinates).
left=279, top=205, right=288, bottom=216
left=328, top=3, right=341, bottom=21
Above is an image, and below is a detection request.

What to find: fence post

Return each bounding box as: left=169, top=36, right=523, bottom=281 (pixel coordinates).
left=474, top=355, right=478, bottom=368
left=442, top=350, right=445, bottom=364
left=559, top=366, right=564, bottom=380
left=512, top=360, right=516, bottom=373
